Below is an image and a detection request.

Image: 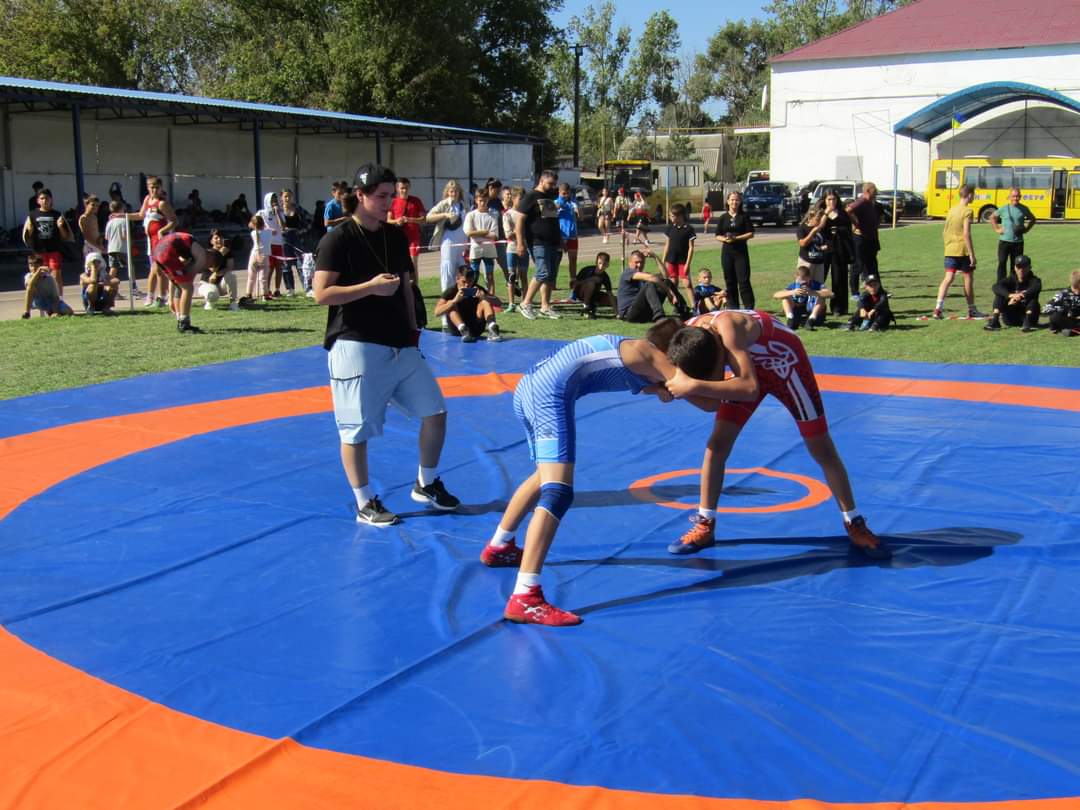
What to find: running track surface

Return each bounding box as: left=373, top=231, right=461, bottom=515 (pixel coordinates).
left=1, top=333, right=1078, bottom=809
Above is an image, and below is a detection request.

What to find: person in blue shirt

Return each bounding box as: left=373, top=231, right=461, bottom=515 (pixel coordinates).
left=692, top=268, right=726, bottom=315
left=557, top=182, right=580, bottom=283
left=478, top=319, right=694, bottom=626
left=773, top=264, right=832, bottom=330
left=323, top=181, right=350, bottom=230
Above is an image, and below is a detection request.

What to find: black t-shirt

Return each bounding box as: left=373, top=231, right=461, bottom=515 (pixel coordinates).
left=617, top=266, right=646, bottom=315
left=316, top=220, right=413, bottom=350
left=28, top=209, right=64, bottom=252
left=486, top=196, right=505, bottom=238
left=797, top=223, right=828, bottom=263
left=574, top=265, right=613, bottom=295
left=516, top=188, right=561, bottom=248
left=716, top=211, right=752, bottom=253
left=664, top=223, right=697, bottom=264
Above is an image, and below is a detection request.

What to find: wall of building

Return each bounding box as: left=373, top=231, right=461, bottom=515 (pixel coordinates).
left=0, top=110, right=533, bottom=229
left=769, top=44, right=1080, bottom=193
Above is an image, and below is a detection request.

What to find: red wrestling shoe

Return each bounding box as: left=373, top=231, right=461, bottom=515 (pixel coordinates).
left=480, top=539, right=522, bottom=568
left=846, top=516, right=892, bottom=560
left=504, top=585, right=582, bottom=626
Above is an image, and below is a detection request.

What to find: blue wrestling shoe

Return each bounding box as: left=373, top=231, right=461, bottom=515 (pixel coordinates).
left=668, top=514, right=716, bottom=554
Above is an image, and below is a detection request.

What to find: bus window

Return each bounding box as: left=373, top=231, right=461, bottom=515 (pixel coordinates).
left=982, top=167, right=1013, bottom=189
left=1015, top=165, right=1052, bottom=189
left=935, top=170, right=959, bottom=189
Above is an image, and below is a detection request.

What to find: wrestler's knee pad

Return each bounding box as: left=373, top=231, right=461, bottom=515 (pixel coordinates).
left=536, top=482, right=574, bottom=522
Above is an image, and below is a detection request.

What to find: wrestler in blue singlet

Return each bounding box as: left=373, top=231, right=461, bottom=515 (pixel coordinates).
left=513, top=334, right=652, bottom=463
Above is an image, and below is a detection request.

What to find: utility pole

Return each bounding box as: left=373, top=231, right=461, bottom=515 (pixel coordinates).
left=572, top=43, right=584, bottom=168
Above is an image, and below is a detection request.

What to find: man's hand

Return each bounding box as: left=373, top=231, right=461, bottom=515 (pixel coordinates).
left=654, top=386, right=674, bottom=403
left=369, top=273, right=401, bottom=296
left=665, top=368, right=698, bottom=399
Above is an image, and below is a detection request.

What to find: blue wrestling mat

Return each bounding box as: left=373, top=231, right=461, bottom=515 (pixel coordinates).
left=1, top=333, right=1078, bottom=807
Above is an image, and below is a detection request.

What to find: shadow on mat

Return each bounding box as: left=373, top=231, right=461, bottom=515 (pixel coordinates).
left=452, top=484, right=776, bottom=516
left=548, top=527, right=1021, bottom=617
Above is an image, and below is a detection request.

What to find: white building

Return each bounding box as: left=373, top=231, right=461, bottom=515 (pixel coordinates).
left=768, top=0, right=1080, bottom=192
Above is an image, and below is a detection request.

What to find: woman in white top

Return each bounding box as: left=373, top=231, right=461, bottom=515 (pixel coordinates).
left=427, top=180, right=467, bottom=292
left=501, top=186, right=524, bottom=311
left=597, top=187, right=613, bottom=244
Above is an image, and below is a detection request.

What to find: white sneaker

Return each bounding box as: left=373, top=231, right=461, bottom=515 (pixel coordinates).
left=505, top=303, right=516, bottom=313
left=229, top=301, right=240, bottom=311
left=203, top=301, right=213, bottom=310
left=305, top=290, right=315, bottom=299
left=539, top=308, right=560, bottom=319
left=487, top=323, right=503, bottom=342
left=520, top=305, right=537, bottom=320
left=143, top=296, right=157, bottom=308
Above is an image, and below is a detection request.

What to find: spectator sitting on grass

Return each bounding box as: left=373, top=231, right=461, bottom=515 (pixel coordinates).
left=571, top=251, right=616, bottom=319
left=22, top=253, right=73, bottom=318
left=845, top=274, right=892, bottom=332
left=692, top=268, right=726, bottom=315
left=985, top=254, right=1041, bottom=333
left=80, top=252, right=119, bottom=314
left=616, top=249, right=692, bottom=323
left=1043, top=269, right=1080, bottom=336
left=433, top=266, right=504, bottom=343
left=774, top=264, right=832, bottom=330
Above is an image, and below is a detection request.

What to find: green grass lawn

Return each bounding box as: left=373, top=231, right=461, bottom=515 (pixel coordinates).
left=2, top=222, right=1076, bottom=400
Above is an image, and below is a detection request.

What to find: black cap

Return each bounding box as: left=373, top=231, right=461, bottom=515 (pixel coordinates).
left=353, top=163, right=396, bottom=193
left=865, top=274, right=879, bottom=284
left=1015, top=254, right=1031, bottom=268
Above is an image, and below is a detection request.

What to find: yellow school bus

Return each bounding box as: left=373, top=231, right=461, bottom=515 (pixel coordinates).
left=603, top=159, right=705, bottom=214
left=926, top=156, right=1080, bottom=222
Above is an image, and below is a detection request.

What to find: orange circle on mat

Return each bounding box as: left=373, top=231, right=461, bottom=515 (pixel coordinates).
left=628, top=467, right=831, bottom=513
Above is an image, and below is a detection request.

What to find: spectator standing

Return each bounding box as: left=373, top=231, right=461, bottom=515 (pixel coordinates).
left=78, top=194, right=105, bottom=256
left=502, top=186, right=525, bottom=312
left=990, top=187, right=1036, bottom=283
left=1043, top=270, right=1080, bottom=336
left=388, top=177, right=427, bottom=278
left=104, top=201, right=137, bottom=294
left=613, top=187, right=631, bottom=237
left=556, top=182, right=580, bottom=281
left=313, top=163, right=461, bottom=527
left=820, top=189, right=854, bottom=316
left=464, top=188, right=499, bottom=292
left=258, top=192, right=288, bottom=296
left=484, top=178, right=508, bottom=282
left=130, top=176, right=176, bottom=308
left=514, top=169, right=563, bottom=320
left=597, top=187, right=613, bottom=243
left=715, top=191, right=755, bottom=309
left=985, top=254, right=1041, bottom=332
left=280, top=188, right=307, bottom=295
left=932, top=184, right=984, bottom=320
left=629, top=191, right=650, bottom=244
left=796, top=208, right=830, bottom=284
left=247, top=214, right=272, bottom=301
left=846, top=182, right=880, bottom=293
left=308, top=198, right=327, bottom=250
left=28, top=180, right=44, bottom=212
left=324, top=182, right=351, bottom=230
left=427, top=180, right=468, bottom=328
left=23, top=188, right=73, bottom=298
left=701, top=199, right=712, bottom=235
left=662, top=203, right=697, bottom=304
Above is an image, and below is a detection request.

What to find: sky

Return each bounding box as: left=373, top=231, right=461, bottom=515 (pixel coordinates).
left=550, top=0, right=768, bottom=120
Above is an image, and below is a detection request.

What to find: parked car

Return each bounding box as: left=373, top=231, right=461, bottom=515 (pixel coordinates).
left=809, top=180, right=893, bottom=224
left=742, top=181, right=801, bottom=226
left=572, top=185, right=597, bottom=227
left=878, top=189, right=928, bottom=219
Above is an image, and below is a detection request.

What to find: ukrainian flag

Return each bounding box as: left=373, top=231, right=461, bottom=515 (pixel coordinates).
left=951, top=112, right=964, bottom=130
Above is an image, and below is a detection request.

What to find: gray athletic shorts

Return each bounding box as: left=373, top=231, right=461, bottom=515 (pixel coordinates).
left=328, top=340, right=446, bottom=444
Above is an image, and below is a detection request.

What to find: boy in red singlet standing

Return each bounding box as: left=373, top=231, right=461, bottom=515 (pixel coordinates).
left=130, top=176, right=177, bottom=308
left=664, top=309, right=890, bottom=559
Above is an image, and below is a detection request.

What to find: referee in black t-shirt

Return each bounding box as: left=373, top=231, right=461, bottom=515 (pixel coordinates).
left=313, top=163, right=460, bottom=527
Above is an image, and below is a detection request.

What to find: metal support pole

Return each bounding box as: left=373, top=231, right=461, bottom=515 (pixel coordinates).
left=572, top=44, right=583, bottom=169
left=124, top=215, right=135, bottom=311
left=468, top=139, right=474, bottom=196
left=71, top=104, right=86, bottom=206
left=376, top=132, right=382, bottom=165
left=252, top=120, right=263, bottom=206
left=891, top=133, right=898, bottom=229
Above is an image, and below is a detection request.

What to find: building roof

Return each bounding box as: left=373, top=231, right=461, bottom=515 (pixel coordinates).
left=894, top=82, right=1080, bottom=142
left=772, top=0, right=1080, bottom=64
left=0, top=76, right=541, bottom=144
